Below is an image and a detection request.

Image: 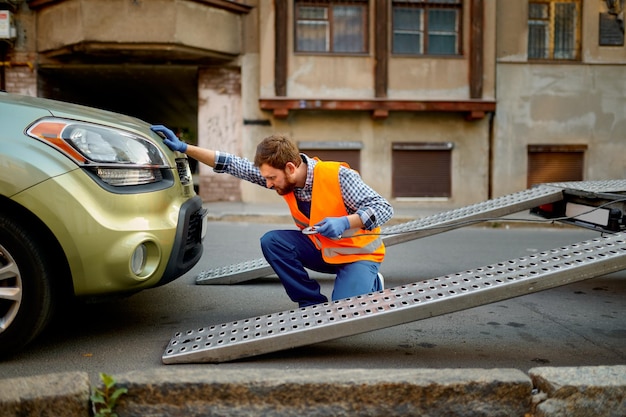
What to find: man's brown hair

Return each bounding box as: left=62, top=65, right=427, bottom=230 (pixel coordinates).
left=254, top=134, right=302, bottom=169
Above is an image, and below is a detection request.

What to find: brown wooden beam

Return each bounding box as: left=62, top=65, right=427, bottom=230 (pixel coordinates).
left=259, top=98, right=496, bottom=120
left=465, top=111, right=486, bottom=121
left=274, top=0, right=288, bottom=96
left=469, top=0, right=484, bottom=99
left=372, top=109, right=389, bottom=120
left=374, top=0, right=388, bottom=98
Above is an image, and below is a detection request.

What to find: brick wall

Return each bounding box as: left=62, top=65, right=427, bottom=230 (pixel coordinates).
left=3, top=51, right=36, bottom=96
left=199, top=173, right=241, bottom=202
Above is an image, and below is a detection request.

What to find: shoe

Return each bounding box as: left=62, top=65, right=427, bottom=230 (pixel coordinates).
left=377, top=272, right=385, bottom=290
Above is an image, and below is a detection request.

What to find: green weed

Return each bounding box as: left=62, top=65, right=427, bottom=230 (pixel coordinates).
left=91, top=372, right=128, bottom=417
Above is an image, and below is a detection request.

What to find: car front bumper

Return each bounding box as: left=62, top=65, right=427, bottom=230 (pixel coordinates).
left=11, top=166, right=207, bottom=296
left=159, top=194, right=207, bottom=286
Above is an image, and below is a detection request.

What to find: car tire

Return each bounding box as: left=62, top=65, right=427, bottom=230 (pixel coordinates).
left=0, top=215, right=56, bottom=357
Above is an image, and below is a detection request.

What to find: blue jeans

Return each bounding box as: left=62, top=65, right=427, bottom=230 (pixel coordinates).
left=260, top=229, right=382, bottom=307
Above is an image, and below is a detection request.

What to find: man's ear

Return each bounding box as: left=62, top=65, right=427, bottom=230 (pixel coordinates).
left=285, top=161, right=297, bottom=174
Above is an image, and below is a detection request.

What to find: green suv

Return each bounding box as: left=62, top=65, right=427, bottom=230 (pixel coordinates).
left=0, top=92, right=206, bottom=356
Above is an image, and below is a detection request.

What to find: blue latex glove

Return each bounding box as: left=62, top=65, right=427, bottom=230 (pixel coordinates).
left=314, top=216, right=350, bottom=239
left=150, top=125, right=188, bottom=153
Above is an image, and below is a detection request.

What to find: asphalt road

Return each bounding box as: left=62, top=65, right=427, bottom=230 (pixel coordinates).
left=1, top=221, right=624, bottom=384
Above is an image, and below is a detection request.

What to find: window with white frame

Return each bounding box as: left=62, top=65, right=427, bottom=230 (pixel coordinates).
left=392, top=0, right=462, bottom=56
left=295, top=0, right=368, bottom=54
left=528, top=0, right=582, bottom=60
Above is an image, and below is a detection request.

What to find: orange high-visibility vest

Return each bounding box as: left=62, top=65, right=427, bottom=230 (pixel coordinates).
left=283, top=160, right=385, bottom=264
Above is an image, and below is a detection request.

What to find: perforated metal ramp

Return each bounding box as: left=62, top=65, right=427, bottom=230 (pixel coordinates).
left=164, top=232, right=626, bottom=364
left=196, top=183, right=565, bottom=285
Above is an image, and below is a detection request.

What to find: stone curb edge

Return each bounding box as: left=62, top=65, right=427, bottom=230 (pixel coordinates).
left=1, top=366, right=624, bottom=416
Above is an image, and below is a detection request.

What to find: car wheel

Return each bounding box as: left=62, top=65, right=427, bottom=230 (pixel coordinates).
left=0, top=215, right=55, bottom=357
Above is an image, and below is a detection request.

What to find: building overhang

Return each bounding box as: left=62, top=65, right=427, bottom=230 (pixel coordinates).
left=27, top=0, right=249, bottom=64
left=27, top=0, right=252, bottom=13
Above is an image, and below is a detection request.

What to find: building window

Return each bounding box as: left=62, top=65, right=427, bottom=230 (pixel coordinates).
left=528, top=0, right=582, bottom=60
left=295, top=1, right=368, bottom=54
left=527, top=144, right=586, bottom=187
left=392, top=142, right=453, bottom=198
left=392, top=0, right=462, bottom=56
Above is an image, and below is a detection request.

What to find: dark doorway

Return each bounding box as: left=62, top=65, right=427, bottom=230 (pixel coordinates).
left=37, top=65, right=199, bottom=144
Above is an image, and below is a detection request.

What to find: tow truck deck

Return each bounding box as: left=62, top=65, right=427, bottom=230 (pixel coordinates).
left=163, top=180, right=626, bottom=364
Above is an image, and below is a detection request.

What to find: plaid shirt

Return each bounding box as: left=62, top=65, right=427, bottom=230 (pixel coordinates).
left=213, top=151, right=393, bottom=230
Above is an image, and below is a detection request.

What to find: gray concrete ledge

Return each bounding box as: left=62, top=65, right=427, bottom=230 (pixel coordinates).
left=530, top=366, right=626, bottom=417
left=1, top=366, right=624, bottom=417
left=114, top=368, right=530, bottom=417
left=0, top=371, right=90, bottom=416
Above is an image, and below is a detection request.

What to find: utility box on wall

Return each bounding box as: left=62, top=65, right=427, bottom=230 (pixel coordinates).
left=0, top=10, right=16, bottom=39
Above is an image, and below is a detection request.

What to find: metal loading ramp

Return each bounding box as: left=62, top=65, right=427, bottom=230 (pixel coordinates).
left=196, top=184, right=565, bottom=285
left=163, top=232, right=626, bottom=364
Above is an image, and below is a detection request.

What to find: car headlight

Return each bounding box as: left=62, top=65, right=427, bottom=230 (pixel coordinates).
left=26, top=117, right=169, bottom=186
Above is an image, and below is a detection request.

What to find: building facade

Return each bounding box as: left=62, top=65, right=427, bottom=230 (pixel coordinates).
left=1, top=0, right=624, bottom=210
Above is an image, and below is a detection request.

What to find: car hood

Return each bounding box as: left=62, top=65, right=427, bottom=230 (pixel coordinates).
left=0, top=92, right=152, bottom=134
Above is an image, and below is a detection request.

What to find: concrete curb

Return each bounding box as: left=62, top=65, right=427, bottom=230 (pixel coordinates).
left=0, top=371, right=90, bottom=416
left=2, top=366, right=624, bottom=417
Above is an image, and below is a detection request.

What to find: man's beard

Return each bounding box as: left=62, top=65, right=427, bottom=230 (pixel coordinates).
left=274, top=177, right=297, bottom=195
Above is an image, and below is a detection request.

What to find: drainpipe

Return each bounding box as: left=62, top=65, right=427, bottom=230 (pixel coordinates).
left=487, top=111, right=495, bottom=200
left=0, top=42, right=6, bottom=91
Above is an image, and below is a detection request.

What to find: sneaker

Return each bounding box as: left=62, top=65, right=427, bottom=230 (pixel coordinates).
left=377, top=272, right=385, bottom=290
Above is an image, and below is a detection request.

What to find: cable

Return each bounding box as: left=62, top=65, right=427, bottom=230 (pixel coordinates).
left=353, top=196, right=626, bottom=237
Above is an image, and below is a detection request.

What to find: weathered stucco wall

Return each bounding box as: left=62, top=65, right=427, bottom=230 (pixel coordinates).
left=388, top=58, right=470, bottom=99
left=289, top=55, right=375, bottom=98
left=492, top=63, right=626, bottom=197
left=250, top=0, right=496, bottom=207
left=258, top=0, right=276, bottom=98
left=239, top=111, right=490, bottom=208
left=493, top=0, right=626, bottom=197
left=35, top=0, right=241, bottom=56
